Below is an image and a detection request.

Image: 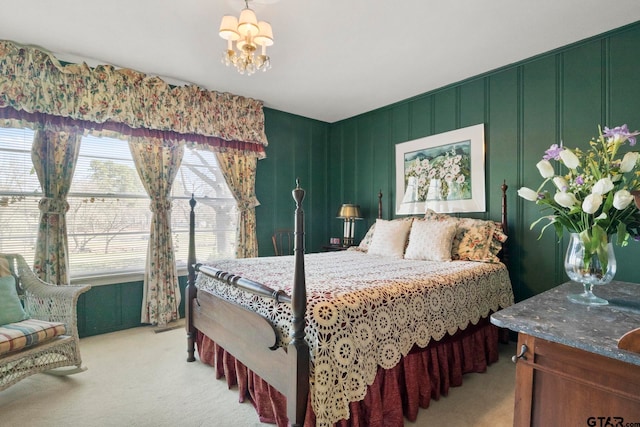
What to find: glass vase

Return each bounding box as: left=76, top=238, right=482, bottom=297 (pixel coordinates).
left=564, top=233, right=616, bottom=306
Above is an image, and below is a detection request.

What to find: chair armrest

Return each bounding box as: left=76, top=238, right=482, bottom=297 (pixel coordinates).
left=23, top=282, right=90, bottom=336
left=14, top=255, right=91, bottom=335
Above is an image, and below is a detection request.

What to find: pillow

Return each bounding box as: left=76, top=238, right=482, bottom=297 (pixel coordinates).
left=424, top=209, right=452, bottom=223
left=356, top=217, right=414, bottom=252
left=357, top=223, right=376, bottom=252
left=404, top=218, right=458, bottom=261
left=424, top=210, right=508, bottom=263
left=489, top=222, right=508, bottom=258
left=453, top=217, right=497, bottom=262
left=0, top=258, right=11, bottom=277
left=0, top=275, right=29, bottom=325
left=367, top=218, right=413, bottom=258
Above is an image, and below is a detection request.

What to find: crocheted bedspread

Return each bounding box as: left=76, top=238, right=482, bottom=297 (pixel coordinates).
left=195, top=250, right=513, bottom=426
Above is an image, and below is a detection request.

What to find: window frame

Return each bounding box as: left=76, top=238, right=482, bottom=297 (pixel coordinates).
left=0, top=128, right=237, bottom=284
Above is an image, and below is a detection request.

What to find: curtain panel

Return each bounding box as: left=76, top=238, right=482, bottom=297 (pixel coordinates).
left=31, top=125, right=82, bottom=285
left=215, top=152, right=260, bottom=258
left=0, top=40, right=267, bottom=155
left=129, top=137, right=184, bottom=326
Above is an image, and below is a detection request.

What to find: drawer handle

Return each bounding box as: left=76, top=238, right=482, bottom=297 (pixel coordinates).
left=511, top=344, right=528, bottom=363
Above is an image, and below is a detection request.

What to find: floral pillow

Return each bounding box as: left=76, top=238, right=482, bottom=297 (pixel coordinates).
left=424, top=210, right=507, bottom=262
left=356, top=223, right=376, bottom=252
left=454, top=218, right=498, bottom=262
left=424, top=210, right=453, bottom=223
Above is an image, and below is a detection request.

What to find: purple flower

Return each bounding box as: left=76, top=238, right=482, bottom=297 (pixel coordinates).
left=543, top=144, right=563, bottom=160
left=603, top=124, right=640, bottom=146
left=575, top=176, right=584, bottom=185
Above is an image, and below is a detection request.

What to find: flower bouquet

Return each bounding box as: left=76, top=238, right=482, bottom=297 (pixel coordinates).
left=518, top=124, right=640, bottom=275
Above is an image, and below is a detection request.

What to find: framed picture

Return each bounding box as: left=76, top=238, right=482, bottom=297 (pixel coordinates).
left=395, top=123, right=485, bottom=215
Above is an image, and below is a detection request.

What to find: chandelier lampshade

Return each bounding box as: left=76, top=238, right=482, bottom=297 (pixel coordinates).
left=219, top=16, right=240, bottom=41
left=254, top=21, right=273, bottom=47
left=238, top=8, right=259, bottom=36
left=219, top=1, right=274, bottom=75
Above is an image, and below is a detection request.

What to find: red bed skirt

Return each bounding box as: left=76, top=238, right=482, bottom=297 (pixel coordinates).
left=196, top=317, right=500, bottom=427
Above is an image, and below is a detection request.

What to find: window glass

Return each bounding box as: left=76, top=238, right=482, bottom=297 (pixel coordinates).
left=0, top=128, right=236, bottom=278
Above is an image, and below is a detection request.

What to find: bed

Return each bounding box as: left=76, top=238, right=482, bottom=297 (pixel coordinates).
left=185, top=182, right=514, bottom=427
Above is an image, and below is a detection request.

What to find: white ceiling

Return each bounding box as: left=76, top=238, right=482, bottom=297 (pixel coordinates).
left=0, top=1, right=639, bottom=123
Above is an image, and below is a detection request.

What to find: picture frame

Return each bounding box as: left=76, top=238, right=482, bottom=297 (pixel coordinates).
left=395, top=123, right=485, bottom=215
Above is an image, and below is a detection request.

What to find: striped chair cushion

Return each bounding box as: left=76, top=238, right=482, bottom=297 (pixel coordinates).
left=0, top=319, right=67, bottom=356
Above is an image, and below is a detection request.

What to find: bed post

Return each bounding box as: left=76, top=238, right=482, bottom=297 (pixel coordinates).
left=288, top=179, right=309, bottom=427
left=186, top=194, right=197, bottom=362
left=378, top=189, right=383, bottom=219
left=501, top=180, right=509, bottom=266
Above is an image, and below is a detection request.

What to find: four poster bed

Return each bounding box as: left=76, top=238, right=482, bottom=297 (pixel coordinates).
left=185, top=182, right=514, bottom=427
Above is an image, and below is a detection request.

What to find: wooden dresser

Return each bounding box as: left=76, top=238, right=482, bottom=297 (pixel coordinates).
left=491, top=281, right=640, bottom=426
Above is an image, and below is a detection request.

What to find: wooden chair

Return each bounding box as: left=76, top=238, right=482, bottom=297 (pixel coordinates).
left=0, top=253, right=91, bottom=390
left=271, top=229, right=294, bottom=256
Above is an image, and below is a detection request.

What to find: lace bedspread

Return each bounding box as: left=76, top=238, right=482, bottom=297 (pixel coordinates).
left=195, top=251, right=514, bottom=426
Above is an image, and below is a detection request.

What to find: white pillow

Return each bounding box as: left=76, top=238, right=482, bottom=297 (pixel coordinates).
left=404, top=218, right=458, bottom=261
left=367, top=218, right=413, bottom=258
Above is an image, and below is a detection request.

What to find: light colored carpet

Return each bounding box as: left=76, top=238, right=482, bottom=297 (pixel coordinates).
left=0, top=325, right=515, bottom=427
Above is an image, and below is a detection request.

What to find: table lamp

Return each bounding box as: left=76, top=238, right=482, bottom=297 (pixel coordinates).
left=337, top=203, right=362, bottom=246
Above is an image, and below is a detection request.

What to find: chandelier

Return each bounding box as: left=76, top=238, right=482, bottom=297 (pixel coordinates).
left=218, top=0, right=274, bottom=76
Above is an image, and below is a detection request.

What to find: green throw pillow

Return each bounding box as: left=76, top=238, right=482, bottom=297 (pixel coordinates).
left=0, top=275, right=29, bottom=325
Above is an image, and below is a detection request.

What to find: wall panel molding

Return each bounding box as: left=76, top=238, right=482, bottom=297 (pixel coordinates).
left=327, top=22, right=640, bottom=302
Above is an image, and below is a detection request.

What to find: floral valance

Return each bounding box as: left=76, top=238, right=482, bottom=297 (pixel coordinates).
left=0, top=40, right=267, bottom=156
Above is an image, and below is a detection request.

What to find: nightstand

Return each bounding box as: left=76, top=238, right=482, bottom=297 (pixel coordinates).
left=491, top=281, right=640, bottom=425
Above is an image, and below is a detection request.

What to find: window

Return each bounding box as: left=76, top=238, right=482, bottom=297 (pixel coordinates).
left=0, top=127, right=237, bottom=278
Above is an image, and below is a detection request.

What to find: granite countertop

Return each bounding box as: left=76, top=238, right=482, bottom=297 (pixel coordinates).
left=491, top=280, right=640, bottom=366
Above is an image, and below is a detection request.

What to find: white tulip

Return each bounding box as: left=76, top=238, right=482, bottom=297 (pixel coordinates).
left=536, top=160, right=555, bottom=178
left=554, top=192, right=578, bottom=208
left=517, top=187, right=539, bottom=202
left=552, top=176, right=569, bottom=191
left=613, top=189, right=634, bottom=210
left=592, top=177, right=614, bottom=195
left=582, top=193, right=603, bottom=214
left=620, top=152, right=639, bottom=173
left=559, top=149, right=580, bottom=169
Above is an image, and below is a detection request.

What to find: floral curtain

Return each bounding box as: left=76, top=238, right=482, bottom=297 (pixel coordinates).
left=129, top=137, right=185, bottom=326
left=215, top=152, right=260, bottom=258
left=0, top=40, right=268, bottom=148
left=31, top=125, right=82, bottom=285
left=0, top=39, right=266, bottom=305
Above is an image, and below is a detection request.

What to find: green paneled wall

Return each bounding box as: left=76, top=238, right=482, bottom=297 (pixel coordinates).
left=328, top=22, right=640, bottom=302
left=256, top=108, right=330, bottom=255
left=79, top=21, right=640, bottom=336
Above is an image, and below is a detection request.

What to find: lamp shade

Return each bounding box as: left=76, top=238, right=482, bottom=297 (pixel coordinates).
left=238, top=7, right=259, bottom=36
left=336, top=204, right=362, bottom=219
left=254, top=21, right=274, bottom=46
left=236, top=38, right=248, bottom=51
left=219, top=15, right=240, bottom=41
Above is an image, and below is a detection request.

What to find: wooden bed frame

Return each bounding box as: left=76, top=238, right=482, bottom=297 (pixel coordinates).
left=185, top=180, right=509, bottom=426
